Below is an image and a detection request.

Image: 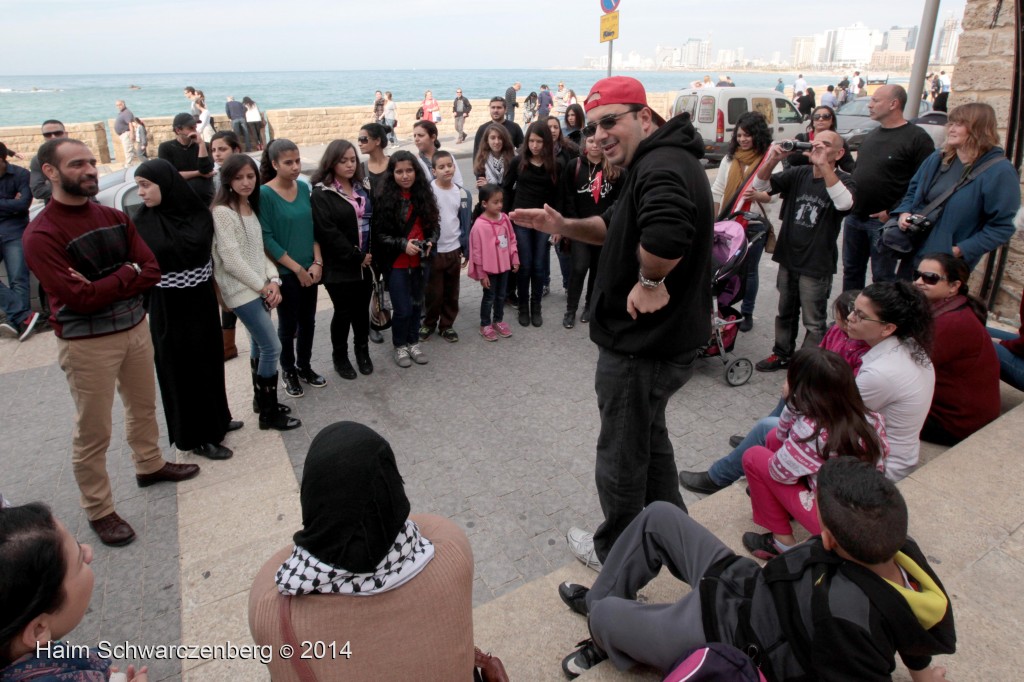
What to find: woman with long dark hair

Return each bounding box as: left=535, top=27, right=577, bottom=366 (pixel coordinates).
left=503, top=121, right=561, bottom=327
left=912, top=252, right=1000, bottom=444
left=783, top=105, right=854, bottom=173
left=311, top=139, right=375, bottom=379
left=473, top=123, right=515, bottom=188
left=133, top=159, right=235, bottom=460
left=372, top=151, right=439, bottom=368
left=358, top=123, right=391, bottom=199
left=212, top=154, right=300, bottom=431
left=563, top=103, right=586, bottom=147
left=260, top=139, right=328, bottom=398
left=796, top=87, right=816, bottom=120
left=412, top=120, right=464, bottom=186
left=243, top=96, right=263, bottom=150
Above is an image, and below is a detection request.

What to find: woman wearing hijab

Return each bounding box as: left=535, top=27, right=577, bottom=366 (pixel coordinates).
left=133, top=159, right=236, bottom=460
left=248, top=422, right=475, bottom=680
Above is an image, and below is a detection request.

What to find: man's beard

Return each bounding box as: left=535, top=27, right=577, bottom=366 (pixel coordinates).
left=59, top=171, right=98, bottom=198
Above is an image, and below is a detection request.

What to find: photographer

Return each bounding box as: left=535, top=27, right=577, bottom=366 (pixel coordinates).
left=157, top=112, right=215, bottom=204
left=743, top=131, right=856, bottom=373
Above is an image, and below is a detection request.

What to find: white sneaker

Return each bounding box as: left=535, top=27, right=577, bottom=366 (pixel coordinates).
left=407, top=343, right=428, bottom=365
left=18, top=312, right=40, bottom=342
left=394, top=346, right=412, bottom=368
left=566, top=527, right=602, bottom=572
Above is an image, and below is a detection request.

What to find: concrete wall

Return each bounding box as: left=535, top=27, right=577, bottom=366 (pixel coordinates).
left=953, top=0, right=1022, bottom=322
left=0, top=122, right=112, bottom=165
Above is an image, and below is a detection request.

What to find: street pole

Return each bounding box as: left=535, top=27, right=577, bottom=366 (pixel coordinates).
left=608, top=39, right=613, bottom=77
left=907, top=0, right=942, bottom=119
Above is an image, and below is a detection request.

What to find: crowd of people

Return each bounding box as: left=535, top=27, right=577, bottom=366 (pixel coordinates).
left=1, top=72, right=1023, bottom=681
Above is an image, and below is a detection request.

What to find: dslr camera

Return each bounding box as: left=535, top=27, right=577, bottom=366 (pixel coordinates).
left=905, top=214, right=934, bottom=234
left=779, top=140, right=814, bottom=152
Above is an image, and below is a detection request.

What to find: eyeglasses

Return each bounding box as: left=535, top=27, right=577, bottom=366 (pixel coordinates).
left=913, top=270, right=946, bottom=285
left=42, top=131, right=66, bottom=139
left=581, top=106, right=642, bottom=138
left=812, top=113, right=833, bottom=121
left=357, top=137, right=370, bottom=144
left=848, top=309, right=886, bottom=324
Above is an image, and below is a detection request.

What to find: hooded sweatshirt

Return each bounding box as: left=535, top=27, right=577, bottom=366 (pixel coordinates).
left=590, top=114, right=714, bottom=360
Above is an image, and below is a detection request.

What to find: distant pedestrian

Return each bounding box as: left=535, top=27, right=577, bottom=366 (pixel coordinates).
left=797, top=87, right=816, bottom=120
left=452, top=88, right=473, bottom=144
left=243, top=97, right=264, bottom=150
left=114, top=100, right=137, bottom=166
left=523, top=92, right=538, bottom=125
left=195, top=96, right=214, bottom=143
left=852, top=71, right=866, bottom=96
left=134, top=117, right=149, bottom=159
left=794, top=74, right=808, bottom=94
left=184, top=86, right=200, bottom=116
left=505, top=82, right=521, bottom=122
left=421, top=90, right=441, bottom=123
left=473, top=123, right=516, bottom=188
left=775, top=78, right=785, bottom=93
left=373, top=90, right=386, bottom=124
left=538, top=84, right=553, bottom=119
left=555, top=82, right=569, bottom=121
left=820, top=85, right=838, bottom=109
left=382, top=91, right=398, bottom=144
left=0, top=142, right=39, bottom=342
left=225, top=96, right=251, bottom=150
left=939, top=70, right=951, bottom=93
left=158, top=113, right=215, bottom=204
left=472, top=97, right=524, bottom=158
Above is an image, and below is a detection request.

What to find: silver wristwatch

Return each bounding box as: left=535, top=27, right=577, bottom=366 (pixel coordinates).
left=270, top=277, right=283, bottom=286
left=638, top=270, right=665, bottom=290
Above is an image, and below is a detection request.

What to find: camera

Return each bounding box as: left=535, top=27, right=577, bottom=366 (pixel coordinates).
left=409, top=239, right=425, bottom=250
left=779, top=140, right=814, bottom=152
left=905, top=214, right=934, bottom=234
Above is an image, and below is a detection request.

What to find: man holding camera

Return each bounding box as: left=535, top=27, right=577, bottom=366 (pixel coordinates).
left=744, top=131, right=855, bottom=372
left=157, top=112, right=215, bottom=204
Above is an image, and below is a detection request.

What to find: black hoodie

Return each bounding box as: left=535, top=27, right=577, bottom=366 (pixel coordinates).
left=590, top=114, right=713, bottom=360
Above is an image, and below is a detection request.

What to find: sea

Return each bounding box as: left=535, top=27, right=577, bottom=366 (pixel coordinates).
left=0, top=69, right=804, bottom=128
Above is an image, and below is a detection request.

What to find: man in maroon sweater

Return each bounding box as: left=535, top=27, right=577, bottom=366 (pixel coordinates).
left=24, top=138, right=201, bottom=547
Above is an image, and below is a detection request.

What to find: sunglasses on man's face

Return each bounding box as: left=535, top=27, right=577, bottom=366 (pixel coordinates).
left=913, top=270, right=946, bottom=285
left=812, top=113, right=833, bottom=121
left=581, top=106, right=642, bottom=138
left=42, top=131, right=66, bottom=139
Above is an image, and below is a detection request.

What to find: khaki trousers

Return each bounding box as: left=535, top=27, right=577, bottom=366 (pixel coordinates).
left=56, top=322, right=165, bottom=520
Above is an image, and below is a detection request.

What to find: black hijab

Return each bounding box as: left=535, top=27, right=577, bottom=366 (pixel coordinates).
left=133, top=158, right=215, bottom=273
left=293, top=422, right=411, bottom=573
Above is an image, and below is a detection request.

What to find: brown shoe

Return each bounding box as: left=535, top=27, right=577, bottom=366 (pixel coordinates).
left=89, top=512, right=136, bottom=547
left=223, top=328, right=238, bottom=361
left=136, top=461, right=201, bottom=488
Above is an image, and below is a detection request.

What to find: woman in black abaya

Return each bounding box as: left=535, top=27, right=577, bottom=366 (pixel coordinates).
left=133, top=159, right=237, bottom=460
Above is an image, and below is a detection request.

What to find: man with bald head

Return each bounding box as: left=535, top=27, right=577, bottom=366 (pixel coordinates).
left=842, top=84, right=934, bottom=290
left=745, top=130, right=856, bottom=372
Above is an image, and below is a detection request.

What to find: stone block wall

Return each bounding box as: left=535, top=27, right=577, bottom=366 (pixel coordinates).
left=0, top=122, right=111, bottom=165
left=953, top=0, right=1022, bottom=322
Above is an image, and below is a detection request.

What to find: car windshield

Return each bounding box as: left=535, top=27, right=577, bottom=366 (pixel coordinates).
left=838, top=99, right=871, bottom=117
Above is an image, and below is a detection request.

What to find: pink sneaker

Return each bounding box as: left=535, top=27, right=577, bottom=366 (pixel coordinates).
left=493, top=321, right=512, bottom=338
left=480, top=325, right=498, bottom=342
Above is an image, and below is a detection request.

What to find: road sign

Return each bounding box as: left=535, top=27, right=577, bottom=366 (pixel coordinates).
left=601, top=0, right=620, bottom=14
left=600, top=11, right=619, bottom=43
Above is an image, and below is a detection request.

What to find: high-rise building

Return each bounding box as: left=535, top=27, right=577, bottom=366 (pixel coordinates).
left=831, top=23, right=884, bottom=65
left=933, top=13, right=961, bottom=64
left=883, top=25, right=918, bottom=52
left=791, top=36, right=817, bottom=67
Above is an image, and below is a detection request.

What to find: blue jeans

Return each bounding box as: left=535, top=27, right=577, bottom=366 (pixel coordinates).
left=842, top=214, right=890, bottom=290
left=773, top=266, right=831, bottom=359
left=0, top=234, right=30, bottom=327
left=592, top=347, right=695, bottom=562
left=740, top=230, right=765, bottom=316
left=231, top=118, right=251, bottom=151
left=707, top=416, right=780, bottom=486
left=989, top=326, right=1024, bottom=391
left=514, top=225, right=549, bottom=305
left=233, top=296, right=282, bottom=377
left=480, top=271, right=509, bottom=326
left=389, top=266, right=424, bottom=347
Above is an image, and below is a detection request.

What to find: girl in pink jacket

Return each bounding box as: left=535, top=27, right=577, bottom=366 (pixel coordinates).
left=468, top=185, right=519, bottom=341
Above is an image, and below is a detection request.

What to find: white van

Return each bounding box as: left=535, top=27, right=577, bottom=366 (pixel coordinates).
left=670, top=87, right=806, bottom=163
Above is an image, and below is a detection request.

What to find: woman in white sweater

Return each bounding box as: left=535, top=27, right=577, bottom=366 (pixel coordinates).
left=212, top=154, right=300, bottom=431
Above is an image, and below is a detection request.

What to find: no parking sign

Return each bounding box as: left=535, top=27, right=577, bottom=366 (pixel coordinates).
left=601, top=0, right=620, bottom=13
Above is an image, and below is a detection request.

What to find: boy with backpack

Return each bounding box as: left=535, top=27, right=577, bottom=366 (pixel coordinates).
left=558, top=457, right=955, bottom=680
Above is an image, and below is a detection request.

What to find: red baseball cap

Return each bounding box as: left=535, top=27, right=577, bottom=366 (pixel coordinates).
left=584, top=76, right=666, bottom=126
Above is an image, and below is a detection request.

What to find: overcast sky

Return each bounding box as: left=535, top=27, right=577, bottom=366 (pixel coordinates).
left=6, top=0, right=966, bottom=74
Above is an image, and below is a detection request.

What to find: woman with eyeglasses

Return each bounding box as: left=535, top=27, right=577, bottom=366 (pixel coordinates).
left=911, top=253, right=1000, bottom=444
left=783, top=106, right=854, bottom=173
left=311, top=140, right=375, bottom=380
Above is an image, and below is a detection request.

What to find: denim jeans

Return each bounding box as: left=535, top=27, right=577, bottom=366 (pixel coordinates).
left=480, top=271, right=509, bottom=326
left=707, top=416, right=780, bottom=486
left=276, top=274, right=318, bottom=372
left=0, top=234, right=31, bottom=327
left=231, top=118, right=251, bottom=151
left=233, top=296, right=282, bottom=378
left=513, top=225, right=549, bottom=305
left=740, top=230, right=765, bottom=316
left=773, top=266, right=832, bottom=359
left=592, top=347, right=695, bottom=562
left=384, top=118, right=397, bottom=144
left=989, top=327, right=1024, bottom=391
left=389, top=266, right=424, bottom=347
left=842, top=214, right=891, bottom=290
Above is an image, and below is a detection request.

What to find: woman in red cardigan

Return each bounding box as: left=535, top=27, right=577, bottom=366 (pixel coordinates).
left=915, top=252, right=1001, bottom=444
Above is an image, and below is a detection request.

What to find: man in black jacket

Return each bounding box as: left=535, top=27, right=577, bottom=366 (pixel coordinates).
left=452, top=88, right=473, bottom=144
left=511, top=77, right=713, bottom=570
left=157, top=113, right=215, bottom=204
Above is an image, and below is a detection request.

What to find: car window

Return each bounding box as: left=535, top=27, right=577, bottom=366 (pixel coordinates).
left=775, top=99, right=802, bottom=124
left=726, top=98, right=748, bottom=124
left=697, top=95, right=716, bottom=124
left=120, top=184, right=144, bottom=217
left=839, top=99, right=871, bottom=116
left=752, top=98, right=774, bottom=124
left=673, top=94, right=698, bottom=119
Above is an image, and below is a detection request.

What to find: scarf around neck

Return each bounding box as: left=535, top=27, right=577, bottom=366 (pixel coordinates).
left=723, top=148, right=764, bottom=213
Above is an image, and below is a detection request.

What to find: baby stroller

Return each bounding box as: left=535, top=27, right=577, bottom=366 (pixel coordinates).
left=698, top=211, right=768, bottom=386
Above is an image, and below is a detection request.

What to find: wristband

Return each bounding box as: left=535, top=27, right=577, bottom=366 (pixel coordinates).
left=270, top=277, right=283, bottom=286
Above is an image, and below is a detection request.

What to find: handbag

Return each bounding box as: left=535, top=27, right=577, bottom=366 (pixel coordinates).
left=368, top=265, right=392, bottom=331
left=881, top=155, right=1005, bottom=254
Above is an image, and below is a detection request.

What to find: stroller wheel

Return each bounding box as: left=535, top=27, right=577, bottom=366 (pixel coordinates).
left=725, top=357, right=754, bottom=387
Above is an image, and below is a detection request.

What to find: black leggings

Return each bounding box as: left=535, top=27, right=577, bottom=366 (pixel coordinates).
left=324, top=279, right=372, bottom=358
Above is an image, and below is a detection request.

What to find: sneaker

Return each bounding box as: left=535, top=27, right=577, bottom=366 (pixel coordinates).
left=558, top=581, right=589, bottom=616
left=562, top=311, right=575, bottom=329
left=678, top=470, right=727, bottom=495
left=566, top=527, right=602, bottom=571
left=369, top=328, right=385, bottom=344
left=407, top=343, right=428, bottom=364
left=480, top=325, right=498, bottom=342
left=742, top=531, right=783, bottom=560
left=297, top=367, right=327, bottom=387
left=0, top=322, right=17, bottom=339
left=18, top=312, right=39, bottom=342
left=493, top=321, right=512, bottom=338
left=418, top=325, right=434, bottom=341
left=561, top=639, right=608, bottom=679
left=282, top=370, right=304, bottom=397
left=755, top=353, right=790, bottom=373
left=394, top=346, right=412, bottom=368
left=440, top=328, right=459, bottom=343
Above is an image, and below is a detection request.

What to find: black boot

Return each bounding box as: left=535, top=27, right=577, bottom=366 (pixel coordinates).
left=354, top=345, right=374, bottom=375
left=257, top=373, right=302, bottom=431
left=251, top=358, right=291, bottom=414
left=531, top=300, right=543, bottom=327
left=334, top=353, right=357, bottom=380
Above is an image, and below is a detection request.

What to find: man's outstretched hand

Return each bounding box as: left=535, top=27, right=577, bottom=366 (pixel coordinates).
left=509, top=204, right=564, bottom=235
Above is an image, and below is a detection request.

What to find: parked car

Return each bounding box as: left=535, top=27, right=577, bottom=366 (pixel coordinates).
left=670, top=87, right=806, bottom=164
left=835, top=97, right=934, bottom=149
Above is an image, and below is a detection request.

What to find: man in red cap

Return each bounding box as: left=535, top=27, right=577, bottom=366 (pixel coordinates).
left=512, top=76, right=713, bottom=572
